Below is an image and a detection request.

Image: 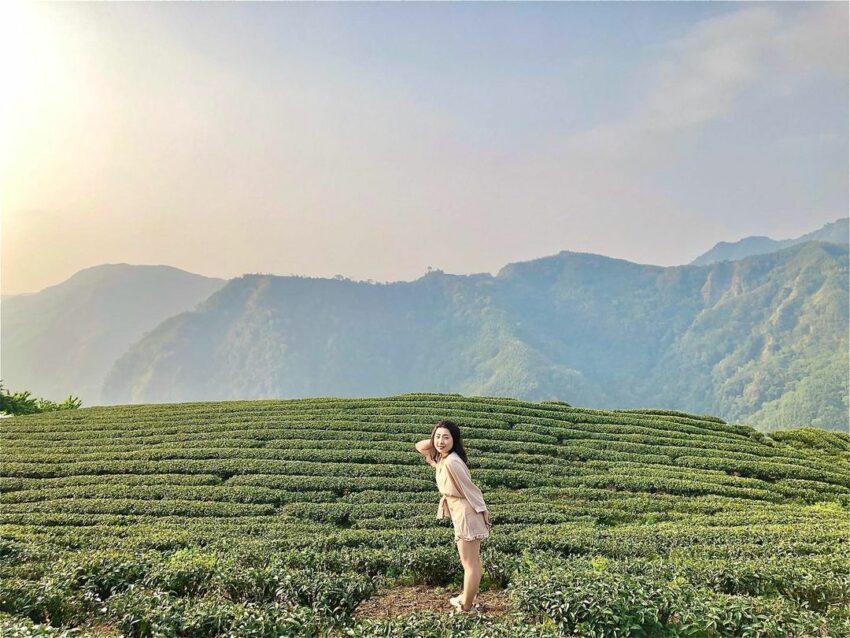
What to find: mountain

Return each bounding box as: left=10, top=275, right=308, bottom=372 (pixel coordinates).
left=690, top=217, right=848, bottom=266
left=1, top=264, right=225, bottom=405
left=102, top=241, right=848, bottom=432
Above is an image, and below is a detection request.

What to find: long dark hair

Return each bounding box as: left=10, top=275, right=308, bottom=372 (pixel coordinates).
left=430, top=419, right=469, bottom=465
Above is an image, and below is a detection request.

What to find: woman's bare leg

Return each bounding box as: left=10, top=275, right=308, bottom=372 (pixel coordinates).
left=456, top=538, right=482, bottom=610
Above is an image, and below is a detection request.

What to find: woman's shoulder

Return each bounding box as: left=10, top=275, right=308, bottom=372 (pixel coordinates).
left=446, top=452, right=466, bottom=466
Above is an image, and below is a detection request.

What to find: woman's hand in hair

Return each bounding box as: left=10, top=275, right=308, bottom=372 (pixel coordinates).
left=415, top=438, right=438, bottom=468
left=415, top=438, right=434, bottom=453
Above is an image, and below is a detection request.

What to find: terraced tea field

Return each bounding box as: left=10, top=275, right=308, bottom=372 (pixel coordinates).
left=1, top=393, right=848, bottom=637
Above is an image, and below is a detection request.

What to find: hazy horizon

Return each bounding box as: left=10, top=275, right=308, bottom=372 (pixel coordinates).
left=3, top=214, right=849, bottom=298
left=2, top=2, right=847, bottom=296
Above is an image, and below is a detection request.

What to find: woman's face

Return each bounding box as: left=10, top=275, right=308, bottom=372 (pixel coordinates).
left=433, top=427, right=453, bottom=457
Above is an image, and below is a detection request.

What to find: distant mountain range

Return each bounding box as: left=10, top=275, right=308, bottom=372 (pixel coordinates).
left=1, top=265, right=224, bottom=405
left=690, top=217, right=848, bottom=265
left=2, top=218, right=847, bottom=432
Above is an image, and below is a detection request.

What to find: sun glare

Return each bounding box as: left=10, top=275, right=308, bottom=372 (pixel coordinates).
left=0, top=2, right=77, bottom=209
left=0, top=2, right=42, bottom=138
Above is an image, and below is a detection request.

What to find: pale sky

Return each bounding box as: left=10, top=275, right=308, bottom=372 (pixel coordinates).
left=1, top=1, right=847, bottom=295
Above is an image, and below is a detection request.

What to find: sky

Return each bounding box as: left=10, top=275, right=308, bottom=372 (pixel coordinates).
left=1, top=1, right=847, bottom=295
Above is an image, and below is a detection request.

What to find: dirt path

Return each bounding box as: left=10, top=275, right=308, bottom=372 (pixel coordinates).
left=352, top=585, right=516, bottom=620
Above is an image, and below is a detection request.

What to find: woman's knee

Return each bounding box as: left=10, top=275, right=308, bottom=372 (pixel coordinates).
left=457, top=541, right=481, bottom=568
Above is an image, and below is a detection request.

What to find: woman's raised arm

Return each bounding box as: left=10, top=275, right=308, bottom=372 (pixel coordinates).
left=415, top=438, right=438, bottom=467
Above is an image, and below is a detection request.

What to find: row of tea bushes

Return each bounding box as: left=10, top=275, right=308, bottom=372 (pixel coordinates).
left=2, top=393, right=847, bottom=636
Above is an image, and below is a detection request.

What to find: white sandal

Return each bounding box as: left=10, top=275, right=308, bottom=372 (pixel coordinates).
left=450, top=595, right=479, bottom=614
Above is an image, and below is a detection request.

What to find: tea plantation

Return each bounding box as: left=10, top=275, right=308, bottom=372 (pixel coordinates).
left=1, top=393, right=848, bottom=637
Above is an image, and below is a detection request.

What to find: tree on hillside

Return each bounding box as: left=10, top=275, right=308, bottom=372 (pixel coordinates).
left=0, top=381, right=82, bottom=416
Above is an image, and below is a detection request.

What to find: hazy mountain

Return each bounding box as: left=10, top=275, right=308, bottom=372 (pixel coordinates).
left=1, top=264, right=225, bottom=404
left=102, top=241, right=848, bottom=432
left=690, top=217, right=848, bottom=266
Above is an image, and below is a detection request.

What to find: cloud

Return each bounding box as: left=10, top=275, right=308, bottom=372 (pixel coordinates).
left=503, top=3, right=848, bottom=266
left=641, top=6, right=780, bottom=133
left=554, top=3, right=847, bottom=164
left=775, top=2, right=848, bottom=75
left=644, top=3, right=846, bottom=133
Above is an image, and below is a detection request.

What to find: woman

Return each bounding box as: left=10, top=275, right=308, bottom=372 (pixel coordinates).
left=415, top=419, right=491, bottom=614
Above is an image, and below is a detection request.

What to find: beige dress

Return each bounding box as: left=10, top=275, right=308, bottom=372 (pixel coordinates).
left=435, top=451, right=490, bottom=541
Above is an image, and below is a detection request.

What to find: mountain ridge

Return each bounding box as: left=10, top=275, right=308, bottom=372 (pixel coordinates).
left=101, top=240, right=848, bottom=432
left=690, top=217, right=848, bottom=266
left=4, top=217, right=846, bottom=432
left=0, top=264, right=226, bottom=405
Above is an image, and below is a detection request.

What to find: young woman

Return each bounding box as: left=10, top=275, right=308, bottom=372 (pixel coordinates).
left=415, top=419, right=491, bottom=613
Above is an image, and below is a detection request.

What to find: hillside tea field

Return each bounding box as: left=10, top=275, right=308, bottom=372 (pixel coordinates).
left=1, top=393, right=848, bottom=637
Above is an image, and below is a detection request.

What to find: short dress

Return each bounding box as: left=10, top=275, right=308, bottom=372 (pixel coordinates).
left=435, top=451, right=490, bottom=542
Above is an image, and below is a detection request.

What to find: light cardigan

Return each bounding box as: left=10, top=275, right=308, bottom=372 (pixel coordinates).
left=436, top=451, right=488, bottom=519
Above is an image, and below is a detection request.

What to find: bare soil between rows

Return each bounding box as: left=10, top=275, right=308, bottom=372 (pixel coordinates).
left=352, top=584, right=516, bottom=620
